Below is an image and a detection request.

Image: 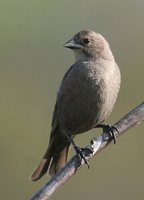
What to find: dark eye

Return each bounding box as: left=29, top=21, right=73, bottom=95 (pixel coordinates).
left=82, top=38, right=90, bottom=45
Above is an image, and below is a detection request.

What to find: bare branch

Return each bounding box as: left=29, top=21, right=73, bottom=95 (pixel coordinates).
left=30, top=102, right=144, bottom=200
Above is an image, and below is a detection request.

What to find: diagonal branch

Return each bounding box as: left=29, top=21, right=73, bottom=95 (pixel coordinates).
left=30, top=102, right=144, bottom=200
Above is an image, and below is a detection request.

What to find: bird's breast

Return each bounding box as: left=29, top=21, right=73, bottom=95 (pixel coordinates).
left=57, top=60, right=121, bottom=134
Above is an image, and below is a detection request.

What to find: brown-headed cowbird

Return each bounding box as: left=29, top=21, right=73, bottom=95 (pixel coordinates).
left=30, top=30, right=121, bottom=181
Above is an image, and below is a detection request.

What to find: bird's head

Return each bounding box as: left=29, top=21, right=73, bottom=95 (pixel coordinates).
left=64, top=30, right=113, bottom=61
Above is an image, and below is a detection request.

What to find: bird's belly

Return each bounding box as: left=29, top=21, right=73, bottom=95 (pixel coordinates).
left=57, top=82, right=109, bottom=134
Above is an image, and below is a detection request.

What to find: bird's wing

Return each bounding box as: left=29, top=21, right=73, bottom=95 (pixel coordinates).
left=51, top=64, right=75, bottom=127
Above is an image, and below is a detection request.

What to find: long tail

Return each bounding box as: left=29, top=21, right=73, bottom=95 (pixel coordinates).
left=30, top=126, right=70, bottom=181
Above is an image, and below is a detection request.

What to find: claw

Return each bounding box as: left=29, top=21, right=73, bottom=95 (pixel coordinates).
left=66, top=132, right=90, bottom=168
left=96, top=124, right=119, bottom=144
left=107, top=125, right=118, bottom=144
left=74, top=145, right=90, bottom=168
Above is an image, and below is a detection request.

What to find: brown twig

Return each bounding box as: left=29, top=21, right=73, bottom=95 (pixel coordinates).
left=30, top=102, right=144, bottom=200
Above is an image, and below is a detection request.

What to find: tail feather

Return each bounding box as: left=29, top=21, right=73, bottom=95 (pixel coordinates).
left=30, top=125, right=71, bottom=181
left=49, top=145, right=70, bottom=176
left=30, top=158, right=51, bottom=181
left=30, top=145, right=70, bottom=181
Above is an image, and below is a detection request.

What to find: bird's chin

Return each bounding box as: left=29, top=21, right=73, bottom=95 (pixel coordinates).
left=73, top=49, right=87, bottom=61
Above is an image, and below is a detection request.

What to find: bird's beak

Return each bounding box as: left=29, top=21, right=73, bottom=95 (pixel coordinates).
left=63, top=38, right=81, bottom=49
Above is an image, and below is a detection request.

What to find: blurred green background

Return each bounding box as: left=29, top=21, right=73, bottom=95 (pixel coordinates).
left=0, top=0, right=144, bottom=199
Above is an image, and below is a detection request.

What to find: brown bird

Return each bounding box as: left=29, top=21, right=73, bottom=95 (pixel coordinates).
left=30, top=30, right=121, bottom=181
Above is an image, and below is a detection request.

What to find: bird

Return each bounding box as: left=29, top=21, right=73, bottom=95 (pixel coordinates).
left=30, top=30, right=121, bottom=181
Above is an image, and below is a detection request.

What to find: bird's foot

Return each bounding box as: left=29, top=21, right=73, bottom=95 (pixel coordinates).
left=74, top=145, right=90, bottom=168
left=96, top=124, right=119, bottom=144
left=66, top=132, right=93, bottom=168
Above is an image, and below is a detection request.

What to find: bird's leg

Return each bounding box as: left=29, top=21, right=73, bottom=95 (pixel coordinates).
left=66, top=132, right=90, bottom=168
left=96, top=124, right=119, bottom=144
